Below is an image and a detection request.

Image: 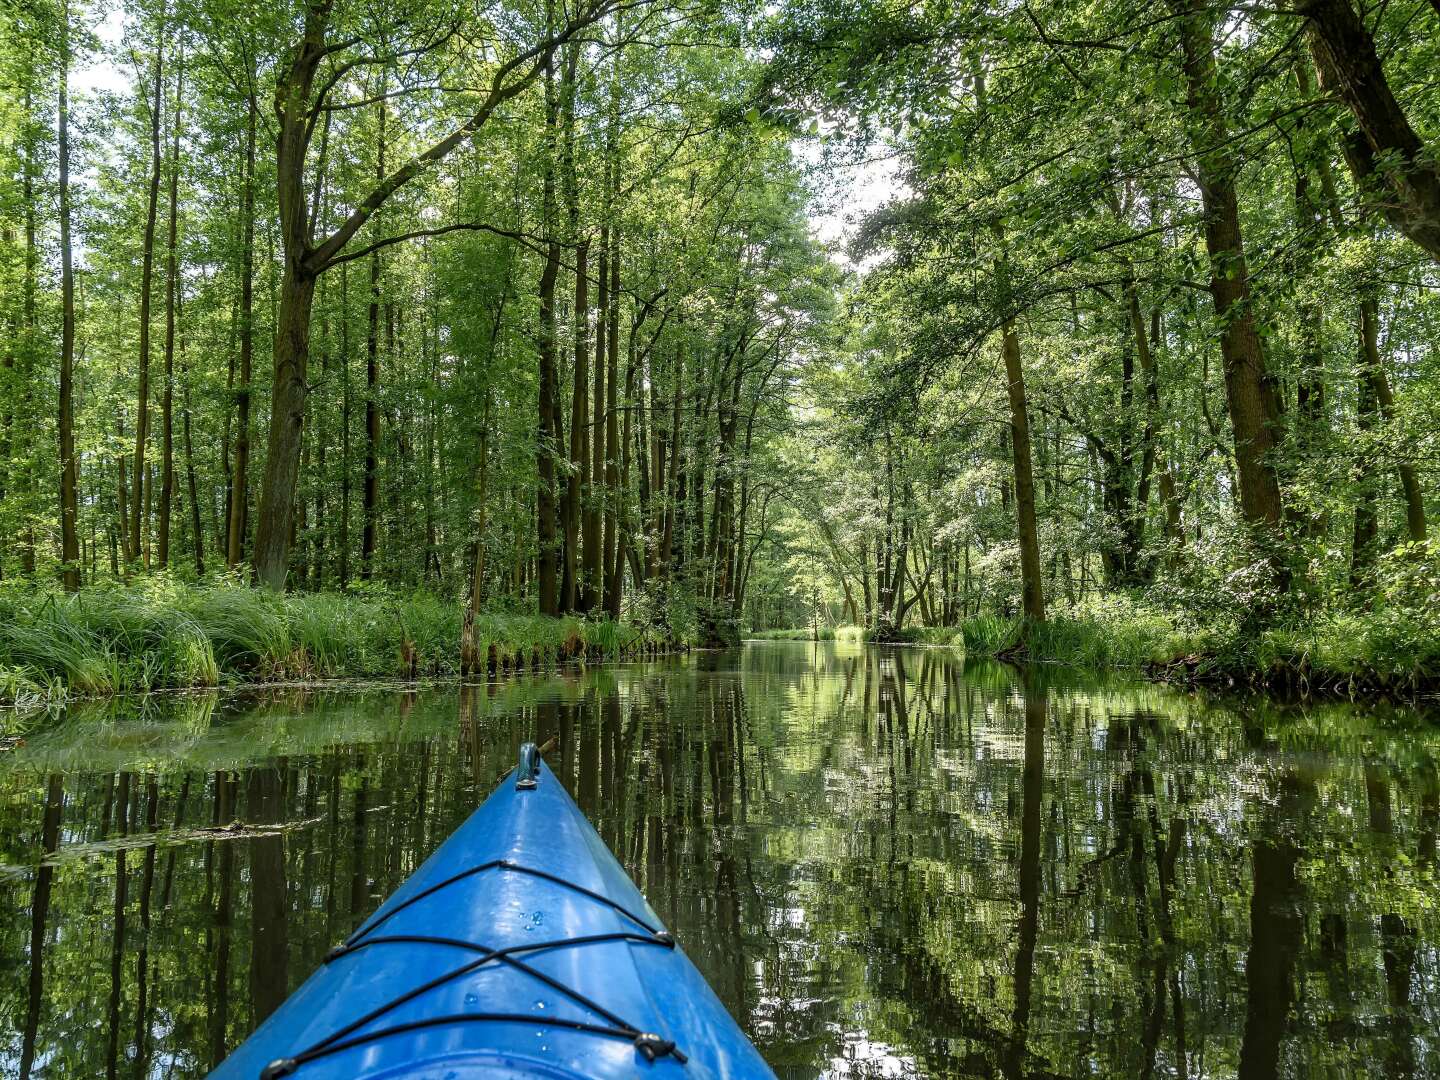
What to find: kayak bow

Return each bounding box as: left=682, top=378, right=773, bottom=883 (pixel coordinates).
left=212, top=743, right=775, bottom=1079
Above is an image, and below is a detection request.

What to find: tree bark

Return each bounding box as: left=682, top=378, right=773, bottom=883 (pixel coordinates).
left=158, top=46, right=184, bottom=568
left=1302, top=0, right=1440, bottom=262
left=462, top=400, right=490, bottom=675
left=57, top=9, right=80, bottom=591
left=131, top=29, right=165, bottom=564
left=1351, top=298, right=1381, bottom=590
left=536, top=50, right=562, bottom=616
left=1358, top=293, right=1427, bottom=543
left=566, top=239, right=589, bottom=611
left=1003, top=320, right=1046, bottom=624
left=181, top=279, right=203, bottom=575
left=339, top=260, right=351, bottom=588
left=595, top=226, right=612, bottom=609
left=608, top=270, right=630, bottom=620
left=14, top=82, right=40, bottom=574
left=1172, top=3, right=1289, bottom=591
left=227, top=96, right=256, bottom=570
left=361, top=98, right=385, bottom=580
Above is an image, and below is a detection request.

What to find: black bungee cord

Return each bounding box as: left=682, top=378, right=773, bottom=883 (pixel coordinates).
left=259, top=748, right=686, bottom=1078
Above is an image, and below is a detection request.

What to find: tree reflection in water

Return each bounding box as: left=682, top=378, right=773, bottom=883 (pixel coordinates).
left=1, top=643, right=1437, bottom=1077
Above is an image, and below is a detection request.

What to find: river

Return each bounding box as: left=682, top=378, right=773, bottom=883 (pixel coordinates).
left=1, top=641, right=1437, bottom=1077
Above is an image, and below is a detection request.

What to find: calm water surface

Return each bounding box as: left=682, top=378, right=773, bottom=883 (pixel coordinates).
left=2, top=642, right=1438, bottom=1078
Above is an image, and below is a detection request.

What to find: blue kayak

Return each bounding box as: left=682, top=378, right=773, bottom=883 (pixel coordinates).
left=212, top=743, right=775, bottom=1080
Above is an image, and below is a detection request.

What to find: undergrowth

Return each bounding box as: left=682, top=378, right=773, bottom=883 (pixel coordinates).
left=748, top=589, right=1440, bottom=693
left=0, top=580, right=686, bottom=706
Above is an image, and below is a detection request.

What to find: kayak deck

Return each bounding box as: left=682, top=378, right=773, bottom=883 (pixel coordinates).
left=212, top=748, right=774, bottom=1079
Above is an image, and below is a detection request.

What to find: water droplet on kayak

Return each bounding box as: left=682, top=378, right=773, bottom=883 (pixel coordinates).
left=535, top=999, right=547, bottom=1010
left=464, top=992, right=478, bottom=1005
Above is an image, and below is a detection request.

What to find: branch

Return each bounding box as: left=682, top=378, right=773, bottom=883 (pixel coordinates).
left=324, top=222, right=550, bottom=268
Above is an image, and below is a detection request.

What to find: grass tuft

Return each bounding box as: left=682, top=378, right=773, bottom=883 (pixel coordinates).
left=1, top=581, right=692, bottom=707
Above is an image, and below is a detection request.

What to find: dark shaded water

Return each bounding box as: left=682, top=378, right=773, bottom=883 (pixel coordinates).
left=2, top=642, right=1438, bottom=1078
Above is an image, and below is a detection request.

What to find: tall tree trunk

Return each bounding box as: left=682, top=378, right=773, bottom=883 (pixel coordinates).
left=339, top=260, right=351, bottom=588
left=16, top=82, right=40, bottom=574
left=566, top=239, right=590, bottom=612
left=1356, top=292, right=1427, bottom=542
left=57, top=10, right=80, bottom=592
left=603, top=230, right=622, bottom=616
left=1351, top=298, right=1381, bottom=590
left=1302, top=0, right=1440, bottom=262
left=361, top=99, right=385, bottom=579
left=131, top=29, right=165, bottom=564
left=1362, top=305, right=1428, bottom=544
left=461, top=400, right=490, bottom=675
left=1172, top=3, right=1289, bottom=592
left=1001, top=321, right=1045, bottom=624
left=158, top=46, right=184, bottom=568
left=181, top=279, right=203, bottom=575
left=536, top=50, right=562, bottom=617
left=660, top=345, right=684, bottom=579
left=585, top=229, right=605, bottom=611
left=252, top=264, right=317, bottom=589
left=312, top=287, right=328, bottom=587
left=227, top=96, right=256, bottom=570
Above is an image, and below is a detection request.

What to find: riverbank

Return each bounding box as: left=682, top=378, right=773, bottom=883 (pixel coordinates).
left=749, top=597, right=1440, bottom=698
left=0, top=582, right=687, bottom=709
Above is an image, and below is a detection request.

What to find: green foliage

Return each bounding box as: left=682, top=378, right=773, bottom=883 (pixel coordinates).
left=0, top=582, right=689, bottom=706
left=751, top=583, right=1440, bottom=690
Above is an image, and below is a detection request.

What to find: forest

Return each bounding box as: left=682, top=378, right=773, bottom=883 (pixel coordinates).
left=1, top=0, right=1437, bottom=692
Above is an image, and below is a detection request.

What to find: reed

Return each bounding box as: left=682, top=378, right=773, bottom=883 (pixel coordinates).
left=0, top=582, right=694, bottom=707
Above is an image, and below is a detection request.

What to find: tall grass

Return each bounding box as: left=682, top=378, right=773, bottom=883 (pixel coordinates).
left=746, top=591, right=1440, bottom=692
left=746, top=627, right=836, bottom=641
left=1, top=581, right=690, bottom=706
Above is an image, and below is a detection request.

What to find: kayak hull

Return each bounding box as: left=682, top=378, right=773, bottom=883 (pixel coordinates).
left=211, top=755, right=774, bottom=1080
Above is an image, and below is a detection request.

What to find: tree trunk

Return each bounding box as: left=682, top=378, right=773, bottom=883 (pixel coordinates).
left=181, top=279, right=203, bottom=575
left=158, top=46, right=184, bottom=568
left=1001, top=321, right=1045, bottom=623
left=1350, top=299, right=1381, bottom=590
left=57, top=10, right=80, bottom=592
left=14, top=82, right=40, bottom=575
left=251, top=266, right=317, bottom=590
left=536, top=51, right=562, bottom=617
left=608, top=286, right=631, bottom=620
left=461, top=400, right=490, bottom=676
left=602, top=227, right=622, bottom=616
left=361, top=99, right=385, bottom=580
left=1172, top=3, right=1289, bottom=591
left=1359, top=294, right=1427, bottom=542
left=339, top=260, right=351, bottom=588
left=660, top=345, right=684, bottom=579
left=584, top=229, right=604, bottom=612
left=1303, top=0, right=1440, bottom=262
left=567, top=239, right=590, bottom=611
left=131, top=30, right=165, bottom=564
left=227, top=97, right=256, bottom=570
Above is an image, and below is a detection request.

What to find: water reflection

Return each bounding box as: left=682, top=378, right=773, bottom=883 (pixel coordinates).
left=1, top=643, right=1438, bottom=1077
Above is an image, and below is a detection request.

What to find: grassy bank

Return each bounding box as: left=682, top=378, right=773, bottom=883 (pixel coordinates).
left=0, top=581, right=684, bottom=708
left=748, top=596, right=1440, bottom=696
